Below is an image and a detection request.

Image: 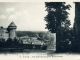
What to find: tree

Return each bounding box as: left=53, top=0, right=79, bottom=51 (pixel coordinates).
left=72, top=2, right=80, bottom=52
left=44, top=2, right=71, bottom=52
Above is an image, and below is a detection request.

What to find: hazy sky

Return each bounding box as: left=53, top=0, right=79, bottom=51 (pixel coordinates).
left=0, top=2, right=75, bottom=31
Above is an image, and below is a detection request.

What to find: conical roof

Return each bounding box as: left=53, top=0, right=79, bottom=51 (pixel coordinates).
left=8, top=21, right=17, bottom=29
left=8, top=21, right=16, bottom=27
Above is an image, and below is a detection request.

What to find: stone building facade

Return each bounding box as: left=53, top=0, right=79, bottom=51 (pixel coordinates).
left=0, top=21, right=17, bottom=41
left=0, top=21, right=56, bottom=51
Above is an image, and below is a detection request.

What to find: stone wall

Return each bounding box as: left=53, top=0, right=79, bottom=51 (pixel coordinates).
left=47, top=33, right=56, bottom=51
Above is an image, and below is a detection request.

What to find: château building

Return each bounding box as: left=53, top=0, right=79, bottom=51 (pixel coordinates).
left=0, top=21, right=17, bottom=41
left=0, top=21, right=56, bottom=51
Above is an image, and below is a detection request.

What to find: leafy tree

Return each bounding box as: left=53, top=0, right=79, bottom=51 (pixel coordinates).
left=45, top=2, right=71, bottom=52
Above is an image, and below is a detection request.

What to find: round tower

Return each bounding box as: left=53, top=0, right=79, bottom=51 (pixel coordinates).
left=7, top=21, right=17, bottom=40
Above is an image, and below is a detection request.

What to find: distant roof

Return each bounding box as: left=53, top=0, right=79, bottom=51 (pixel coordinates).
left=0, top=27, right=8, bottom=32
left=21, top=38, right=44, bottom=45
left=8, top=21, right=16, bottom=27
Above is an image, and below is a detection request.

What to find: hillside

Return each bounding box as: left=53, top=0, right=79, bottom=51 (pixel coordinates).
left=16, top=31, right=48, bottom=37
left=16, top=31, right=55, bottom=43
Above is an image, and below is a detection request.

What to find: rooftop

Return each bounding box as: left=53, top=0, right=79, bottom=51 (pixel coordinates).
left=8, top=21, right=16, bottom=27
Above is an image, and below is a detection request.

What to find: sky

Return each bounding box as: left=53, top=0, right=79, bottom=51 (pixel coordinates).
left=0, top=2, right=75, bottom=31
left=67, top=2, right=75, bottom=27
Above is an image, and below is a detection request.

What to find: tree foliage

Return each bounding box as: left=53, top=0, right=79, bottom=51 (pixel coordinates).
left=45, top=2, right=71, bottom=33
left=45, top=2, right=71, bottom=52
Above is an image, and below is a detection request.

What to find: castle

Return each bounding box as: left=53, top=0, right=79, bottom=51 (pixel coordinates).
left=0, top=21, right=17, bottom=41
left=0, top=21, right=56, bottom=51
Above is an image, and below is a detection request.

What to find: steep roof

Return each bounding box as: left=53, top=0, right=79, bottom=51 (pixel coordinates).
left=8, top=21, right=16, bottom=27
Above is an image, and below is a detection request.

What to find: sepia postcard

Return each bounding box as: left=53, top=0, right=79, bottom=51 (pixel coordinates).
left=0, top=0, right=80, bottom=60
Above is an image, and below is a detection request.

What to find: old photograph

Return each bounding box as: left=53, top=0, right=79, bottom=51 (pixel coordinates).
left=0, top=1, right=80, bottom=60
left=0, top=2, right=56, bottom=54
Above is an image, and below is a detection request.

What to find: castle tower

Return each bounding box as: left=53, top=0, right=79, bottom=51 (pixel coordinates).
left=7, top=21, right=17, bottom=40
